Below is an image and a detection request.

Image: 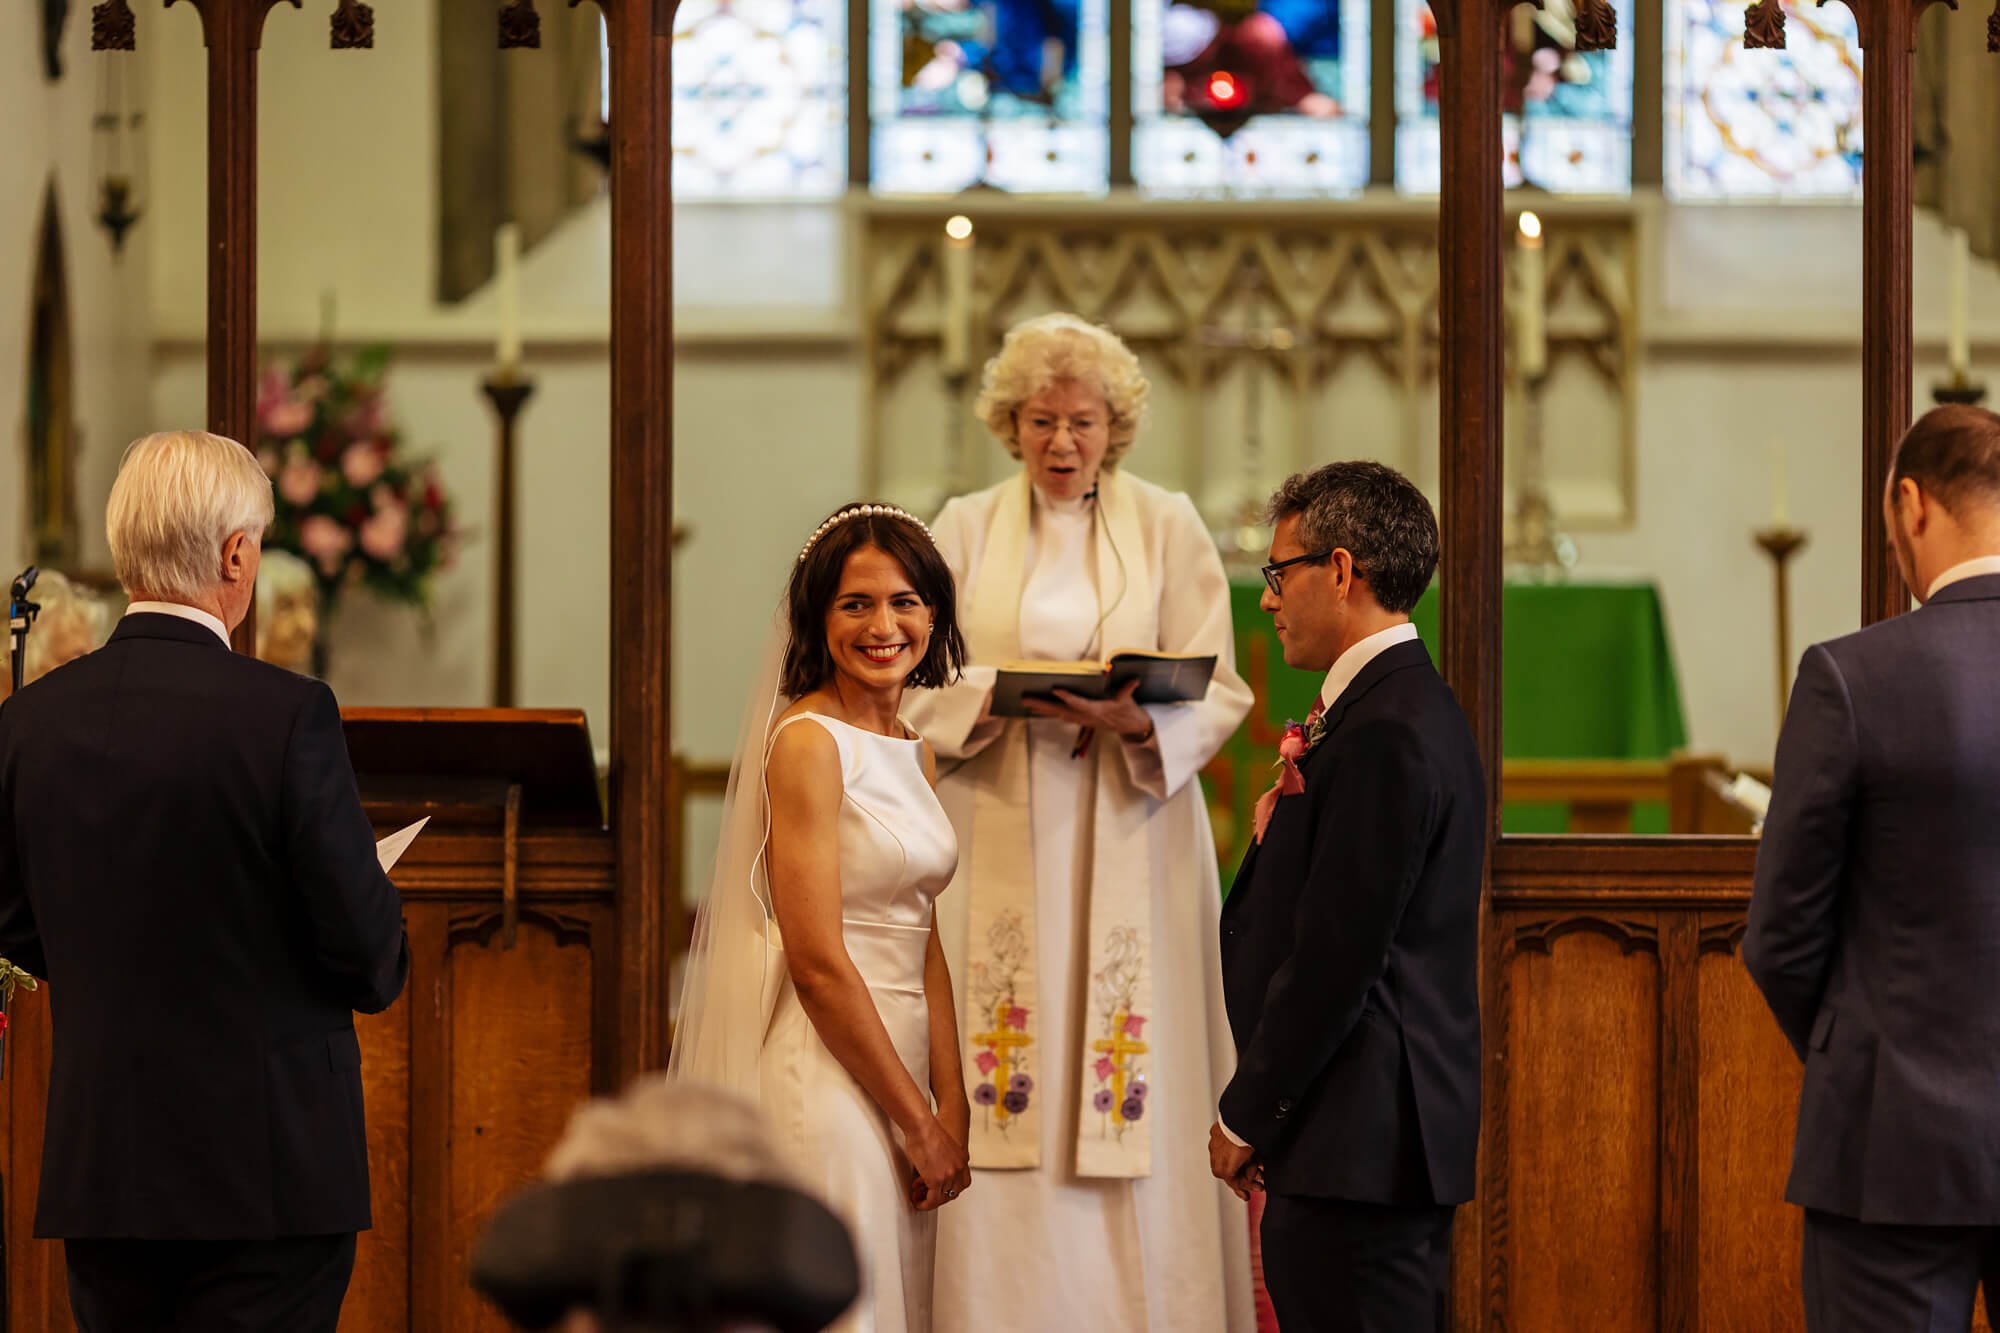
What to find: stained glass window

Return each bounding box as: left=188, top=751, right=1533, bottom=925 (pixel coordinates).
left=1394, top=0, right=1634, bottom=194
left=869, top=0, right=1111, bottom=193
left=663, top=0, right=848, bottom=198
left=1664, top=0, right=1863, bottom=199
left=1132, top=0, right=1370, bottom=195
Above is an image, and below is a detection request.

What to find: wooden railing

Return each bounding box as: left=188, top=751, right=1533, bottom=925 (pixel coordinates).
left=1502, top=755, right=1764, bottom=836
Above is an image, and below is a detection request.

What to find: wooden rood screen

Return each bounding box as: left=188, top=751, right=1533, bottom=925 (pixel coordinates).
left=9, top=0, right=1978, bottom=1328
left=0, top=4, right=672, bottom=1330
left=1431, top=0, right=1985, bottom=1324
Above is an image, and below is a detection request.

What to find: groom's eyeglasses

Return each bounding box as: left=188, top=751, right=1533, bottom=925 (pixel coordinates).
left=1261, top=551, right=1334, bottom=596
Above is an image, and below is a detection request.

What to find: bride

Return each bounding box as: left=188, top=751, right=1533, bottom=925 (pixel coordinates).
left=671, top=503, right=975, bottom=1333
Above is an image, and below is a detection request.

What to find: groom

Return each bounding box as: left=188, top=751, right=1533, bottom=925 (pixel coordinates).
left=1209, top=461, right=1485, bottom=1331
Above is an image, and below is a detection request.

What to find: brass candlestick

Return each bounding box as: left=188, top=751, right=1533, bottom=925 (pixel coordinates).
left=482, top=371, right=536, bottom=708
left=1506, top=372, right=1575, bottom=570
left=1755, top=525, right=1809, bottom=722
left=1931, top=373, right=1988, bottom=406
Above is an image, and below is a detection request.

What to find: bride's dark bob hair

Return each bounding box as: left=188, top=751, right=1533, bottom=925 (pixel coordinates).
left=783, top=504, right=966, bottom=698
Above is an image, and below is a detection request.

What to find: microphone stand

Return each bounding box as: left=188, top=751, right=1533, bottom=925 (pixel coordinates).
left=7, top=566, right=39, bottom=699
left=0, top=566, right=30, bottom=1333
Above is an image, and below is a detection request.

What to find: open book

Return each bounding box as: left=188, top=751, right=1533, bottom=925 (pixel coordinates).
left=990, top=650, right=1217, bottom=719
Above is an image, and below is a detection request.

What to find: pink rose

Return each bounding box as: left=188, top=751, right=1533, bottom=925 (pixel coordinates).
left=974, top=1050, right=999, bottom=1075
left=1006, top=1005, right=1029, bottom=1031
left=344, top=393, right=385, bottom=439
left=262, top=396, right=314, bottom=439
left=299, top=515, right=353, bottom=575
left=341, top=442, right=386, bottom=488
left=279, top=458, right=324, bottom=507
left=1093, top=1056, right=1115, bottom=1081
left=359, top=505, right=409, bottom=561
left=256, top=366, right=289, bottom=417
left=1122, top=1013, right=1147, bottom=1039
left=1277, top=722, right=1307, bottom=762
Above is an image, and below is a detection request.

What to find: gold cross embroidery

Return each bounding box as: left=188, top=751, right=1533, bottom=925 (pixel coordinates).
left=975, top=999, right=1034, bottom=1124
left=1091, top=1007, right=1150, bottom=1117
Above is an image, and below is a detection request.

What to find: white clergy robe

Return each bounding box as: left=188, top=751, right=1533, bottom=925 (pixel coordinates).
left=905, top=468, right=1256, bottom=1333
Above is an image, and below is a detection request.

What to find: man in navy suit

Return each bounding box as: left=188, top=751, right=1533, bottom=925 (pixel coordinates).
left=1209, top=460, right=1485, bottom=1332
left=0, top=430, right=408, bottom=1332
left=1746, top=403, right=2000, bottom=1332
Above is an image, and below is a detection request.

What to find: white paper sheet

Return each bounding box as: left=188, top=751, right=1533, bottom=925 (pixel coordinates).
left=375, top=817, right=430, bottom=873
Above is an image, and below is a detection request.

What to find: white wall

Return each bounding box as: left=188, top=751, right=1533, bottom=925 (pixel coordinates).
left=136, top=6, right=2000, bottom=778
left=2, top=30, right=154, bottom=578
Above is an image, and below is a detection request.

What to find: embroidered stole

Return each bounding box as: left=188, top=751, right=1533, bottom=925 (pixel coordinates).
left=960, top=472, right=1158, bottom=1178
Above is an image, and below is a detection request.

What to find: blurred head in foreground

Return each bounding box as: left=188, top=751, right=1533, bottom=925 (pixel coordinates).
left=473, top=1076, right=858, bottom=1333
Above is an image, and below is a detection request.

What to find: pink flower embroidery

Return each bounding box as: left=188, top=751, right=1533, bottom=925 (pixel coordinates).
left=1093, top=1055, right=1115, bottom=1081
left=1122, top=1013, right=1147, bottom=1039
left=1006, top=1005, right=1029, bottom=1030
left=974, top=1050, right=999, bottom=1075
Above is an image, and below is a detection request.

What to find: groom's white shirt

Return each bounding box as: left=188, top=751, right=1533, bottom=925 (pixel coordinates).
left=124, top=601, right=231, bottom=648
left=1219, top=619, right=1423, bottom=1148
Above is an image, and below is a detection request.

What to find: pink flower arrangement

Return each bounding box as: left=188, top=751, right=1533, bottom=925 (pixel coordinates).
left=255, top=346, right=459, bottom=620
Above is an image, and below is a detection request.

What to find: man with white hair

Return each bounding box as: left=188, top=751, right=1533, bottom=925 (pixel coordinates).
left=0, top=430, right=408, bottom=1331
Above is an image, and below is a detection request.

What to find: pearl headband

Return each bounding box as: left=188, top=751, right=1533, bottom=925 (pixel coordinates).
left=796, top=503, right=937, bottom=565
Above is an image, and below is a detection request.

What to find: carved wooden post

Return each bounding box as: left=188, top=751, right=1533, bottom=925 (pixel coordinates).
left=1432, top=1, right=1506, bottom=1328
left=552, top=0, right=677, bottom=1080
left=1434, top=2, right=1623, bottom=1326
left=94, top=0, right=376, bottom=654
left=1747, top=0, right=1955, bottom=623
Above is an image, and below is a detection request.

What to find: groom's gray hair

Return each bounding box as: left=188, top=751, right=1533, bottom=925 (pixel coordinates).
left=1266, top=461, right=1439, bottom=614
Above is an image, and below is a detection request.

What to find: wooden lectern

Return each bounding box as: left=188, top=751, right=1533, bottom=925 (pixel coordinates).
left=337, top=707, right=615, bottom=1330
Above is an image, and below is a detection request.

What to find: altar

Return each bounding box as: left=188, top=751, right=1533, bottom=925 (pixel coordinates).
left=1205, top=575, right=1689, bottom=871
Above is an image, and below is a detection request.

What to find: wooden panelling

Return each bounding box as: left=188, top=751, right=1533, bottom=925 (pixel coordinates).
left=1694, top=922, right=1801, bottom=1333
left=343, top=995, right=414, bottom=1331
left=1499, top=919, right=1662, bottom=1330
left=5, top=982, right=70, bottom=1332
left=445, top=909, right=599, bottom=1332
left=1, top=824, right=613, bottom=1332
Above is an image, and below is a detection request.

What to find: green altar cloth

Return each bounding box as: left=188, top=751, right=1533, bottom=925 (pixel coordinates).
left=1202, top=577, right=1687, bottom=875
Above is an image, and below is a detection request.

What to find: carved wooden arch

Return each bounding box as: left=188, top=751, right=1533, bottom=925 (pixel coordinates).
left=1512, top=914, right=1662, bottom=957
left=88, top=0, right=677, bottom=1080
left=448, top=904, right=596, bottom=951
left=1697, top=918, right=1749, bottom=957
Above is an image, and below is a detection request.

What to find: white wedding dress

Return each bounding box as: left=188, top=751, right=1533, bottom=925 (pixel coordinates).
left=758, top=712, right=959, bottom=1333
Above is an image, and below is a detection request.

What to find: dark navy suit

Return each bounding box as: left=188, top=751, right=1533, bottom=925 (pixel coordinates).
left=0, top=612, right=408, bottom=1330
left=1219, top=636, right=1485, bottom=1332
left=1747, top=572, right=2000, bottom=1331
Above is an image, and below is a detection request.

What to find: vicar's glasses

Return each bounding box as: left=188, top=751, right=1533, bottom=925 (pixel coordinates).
left=1261, top=550, right=1333, bottom=596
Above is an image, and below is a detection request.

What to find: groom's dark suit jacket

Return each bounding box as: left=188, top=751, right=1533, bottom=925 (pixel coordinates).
left=0, top=613, right=408, bottom=1239
left=1220, top=637, right=1485, bottom=1204
left=1746, top=572, right=2000, bottom=1226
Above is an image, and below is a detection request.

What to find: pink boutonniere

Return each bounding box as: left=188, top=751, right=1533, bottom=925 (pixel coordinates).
left=1251, top=711, right=1330, bottom=845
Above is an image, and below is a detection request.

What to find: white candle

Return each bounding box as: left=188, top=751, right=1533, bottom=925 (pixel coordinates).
left=1948, top=225, right=1971, bottom=381
left=941, top=215, right=974, bottom=376
left=1517, top=212, right=1546, bottom=381
left=495, top=223, right=523, bottom=375
left=1771, top=438, right=1790, bottom=527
